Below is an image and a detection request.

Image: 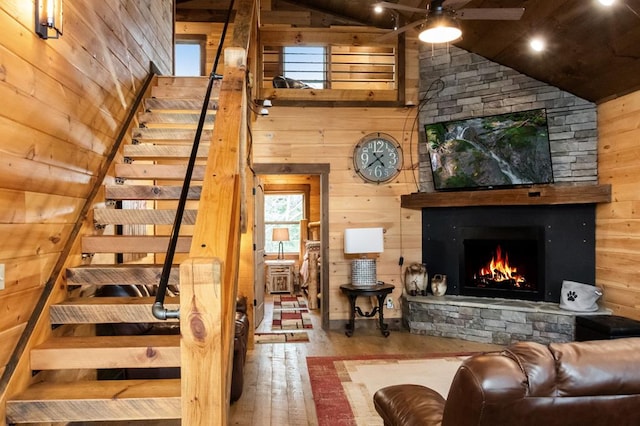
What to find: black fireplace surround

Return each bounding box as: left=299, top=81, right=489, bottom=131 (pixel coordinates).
left=422, top=204, right=596, bottom=303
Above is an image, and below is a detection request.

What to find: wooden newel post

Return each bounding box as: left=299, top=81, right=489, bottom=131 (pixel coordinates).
left=180, top=257, right=231, bottom=425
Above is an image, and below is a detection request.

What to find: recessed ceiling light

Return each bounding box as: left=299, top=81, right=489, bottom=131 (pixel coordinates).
left=374, top=5, right=384, bottom=13
left=530, top=38, right=545, bottom=52
left=598, top=0, right=615, bottom=6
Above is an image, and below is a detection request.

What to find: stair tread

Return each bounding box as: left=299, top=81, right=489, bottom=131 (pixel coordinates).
left=93, top=208, right=197, bottom=226
left=144, top=98, right=218, bottom=111
left=156, top=76, right=210, bottom=86
left=123, top=143, right=210, bottom=159
left=36, top=334, right=180, bottom=349
left=66, top=264, right=180, bottom=285
left=6, top=379, right=181, bottom=422
left=132, top=127, right=212, bottom=141
left=115, top=164, right=206, bottom=180
left=138, top=112, right=216, bottom=124
left=32, top=335, right=180, bottom=370
left=81, top=235, right=192, bottom=253
left=50, top=296, right=180, bottom=324
left=10, top=378, right=181, bottom=400
left=105, top=184, right=201, bottom=200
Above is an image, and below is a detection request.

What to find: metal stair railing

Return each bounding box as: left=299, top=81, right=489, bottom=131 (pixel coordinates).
left=152, top=0, right=236, bottom=321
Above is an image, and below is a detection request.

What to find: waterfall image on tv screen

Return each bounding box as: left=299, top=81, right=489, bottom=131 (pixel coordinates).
left=425, top=109, right=554, bottom=191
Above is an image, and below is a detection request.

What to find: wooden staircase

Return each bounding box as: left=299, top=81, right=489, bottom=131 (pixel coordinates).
left=5, top=76, right=218, bottom=424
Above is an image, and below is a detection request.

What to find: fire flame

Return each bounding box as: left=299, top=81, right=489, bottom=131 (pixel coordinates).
left=476, top=245, right=525, bottom=286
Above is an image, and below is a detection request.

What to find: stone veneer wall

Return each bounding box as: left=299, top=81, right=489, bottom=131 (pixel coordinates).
left=418, top=46, right=598, bottom=192
left=403, top=295, right=608, bottom=345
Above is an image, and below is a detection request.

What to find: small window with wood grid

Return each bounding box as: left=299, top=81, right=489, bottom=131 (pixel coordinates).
left=262, top=45, right=397, bottom=92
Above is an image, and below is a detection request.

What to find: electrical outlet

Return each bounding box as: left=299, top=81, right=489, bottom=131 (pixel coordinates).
left=385, top=297, right=394, bottom=309
left=0, top=264, right=4, bottom=290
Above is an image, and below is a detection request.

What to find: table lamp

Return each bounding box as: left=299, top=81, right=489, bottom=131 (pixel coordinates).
left=272, top=227, right=290, bottom=260
left=344, top=227, right=384, bottom=287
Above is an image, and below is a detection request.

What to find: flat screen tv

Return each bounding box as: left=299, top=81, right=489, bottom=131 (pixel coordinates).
left=425, top=108, right=554, bottom=191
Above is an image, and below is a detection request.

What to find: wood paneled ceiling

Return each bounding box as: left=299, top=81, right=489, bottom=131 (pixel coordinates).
left=176, top=0, right=640, bottom=103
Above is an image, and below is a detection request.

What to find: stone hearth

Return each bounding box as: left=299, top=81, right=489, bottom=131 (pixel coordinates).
left=404, top=295, right=610, bottom=345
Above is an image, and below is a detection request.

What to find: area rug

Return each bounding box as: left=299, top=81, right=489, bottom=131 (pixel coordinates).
left=307, top=352, right=478, bottom=426
left=271, top=308, right=313, bottom=330
left=255, top=332, right=310, bottom=343
left=273, top=294, right=308, bottom=310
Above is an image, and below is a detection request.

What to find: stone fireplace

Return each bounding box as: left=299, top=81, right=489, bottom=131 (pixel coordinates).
left=399, top=45, right=611, bottom=346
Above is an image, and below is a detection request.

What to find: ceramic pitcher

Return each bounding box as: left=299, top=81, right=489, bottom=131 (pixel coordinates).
left=431, top=274, right=447, bottom=296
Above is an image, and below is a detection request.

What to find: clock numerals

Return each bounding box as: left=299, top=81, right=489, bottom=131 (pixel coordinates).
left=353, top=134, right=403, bottom=184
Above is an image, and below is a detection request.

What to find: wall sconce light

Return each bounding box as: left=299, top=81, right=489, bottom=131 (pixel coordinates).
left=272, top=227, right=290, bottom=260
left=344, top=227, right=385, bottom=287
left=35, top=0, right=63, bottom=40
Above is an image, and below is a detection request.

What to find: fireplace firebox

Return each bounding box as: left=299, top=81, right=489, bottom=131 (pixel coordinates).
left=460, top=227, right=544, bottom=301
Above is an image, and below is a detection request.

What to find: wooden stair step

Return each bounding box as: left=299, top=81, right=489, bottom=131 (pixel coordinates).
left=31, top=335, right=180, bottom=370
left=6, top=379, right=181, bottom=423
left=115, top=164, right=206, bottom=180
left=151, top=85, right=214, bottom=98
left=132, top=127, right=212, bottom=143
left=50, top=296, right=180, bottom=324
left=82, top=235, right=192, bottom=253
left=105, top=185, right=201, bottom=200
left=66, top=264, right=180, bottom=286
left=138, top=121, right=214, bottom=130
left=138, top=112, right=215, bottom=125
left=93, top=208, right=197, bottom=225
left=123, top=143, right=210, bottom=159
left=144, top=98, right=218, bottom=111
left=156, top=76, right=210, bottom=87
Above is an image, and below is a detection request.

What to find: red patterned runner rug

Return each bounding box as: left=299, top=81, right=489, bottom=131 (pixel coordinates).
left=306, top=352, right=478, bottom=426
left=273, top=294, right=308, bottom=310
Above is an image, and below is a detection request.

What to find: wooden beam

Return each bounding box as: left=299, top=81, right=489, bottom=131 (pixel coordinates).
left=400, top=184, right=612, bottom=209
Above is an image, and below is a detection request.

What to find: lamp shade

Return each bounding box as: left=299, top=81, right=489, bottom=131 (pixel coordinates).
left=272, top=227, right=290, bottom=242
left=344, top=227, right=384, bottom=254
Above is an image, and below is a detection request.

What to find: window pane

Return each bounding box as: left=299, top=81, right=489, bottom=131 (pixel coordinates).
left=265, top=194, right=304, bottom=253
left=283, top=46, right=325, bottom=89
left=175, top=43, right=202, bottom=76
left=264, top=194, right=304, bottom=222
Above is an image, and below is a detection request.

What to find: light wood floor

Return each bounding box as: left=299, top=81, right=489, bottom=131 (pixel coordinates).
left=72, top=296, right=501, bottom=426
left=229, top=295, right=503, bottom=426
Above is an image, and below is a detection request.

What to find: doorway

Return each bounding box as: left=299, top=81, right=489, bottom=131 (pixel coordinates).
left=253, top=164, right=330, bottom=330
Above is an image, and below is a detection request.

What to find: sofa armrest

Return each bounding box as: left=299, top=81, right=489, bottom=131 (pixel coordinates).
left=374, top=384, right=445, bottom=426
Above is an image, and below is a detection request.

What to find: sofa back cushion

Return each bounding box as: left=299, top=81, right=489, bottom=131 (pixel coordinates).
left=549, top=337, right=640, bottom=396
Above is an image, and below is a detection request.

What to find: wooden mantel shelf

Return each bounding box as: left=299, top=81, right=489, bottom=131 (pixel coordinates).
left=401, top=184, right=611, bottom=209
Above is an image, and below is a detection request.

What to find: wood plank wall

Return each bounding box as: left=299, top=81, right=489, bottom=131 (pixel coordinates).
left=0, top=0, right=172, bottom=383
left=252, top=107, right=422, bottom=322
left=175, top=22, right=233, bottom=76
left=596, top=90, right=640, bottom=320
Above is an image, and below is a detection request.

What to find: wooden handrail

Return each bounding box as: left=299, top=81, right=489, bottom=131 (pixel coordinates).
left=179, top=1, right=255, bottom=422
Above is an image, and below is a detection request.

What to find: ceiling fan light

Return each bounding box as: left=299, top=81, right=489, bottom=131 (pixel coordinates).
left=418, top=13, right=462, bottom=44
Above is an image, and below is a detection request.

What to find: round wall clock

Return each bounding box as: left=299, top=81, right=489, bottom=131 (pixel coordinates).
left=353, top=132, right=404, bottom=184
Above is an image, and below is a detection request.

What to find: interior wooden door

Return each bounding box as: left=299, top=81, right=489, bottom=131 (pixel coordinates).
left=253, top=176, right=265, bottom=328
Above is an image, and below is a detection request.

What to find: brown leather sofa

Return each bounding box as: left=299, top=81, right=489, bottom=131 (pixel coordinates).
left=373, top=338, right=640, bottom=426
left=96, top=284, right=249, bottom=402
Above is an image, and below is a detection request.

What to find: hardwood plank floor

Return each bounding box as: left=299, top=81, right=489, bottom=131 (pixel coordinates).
left=229, top=295, right=502, bottom=425
left=69, top=295, right=502, bottom=425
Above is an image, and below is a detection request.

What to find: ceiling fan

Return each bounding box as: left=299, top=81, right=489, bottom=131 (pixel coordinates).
left=374, top=0, right=525, bottom=43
